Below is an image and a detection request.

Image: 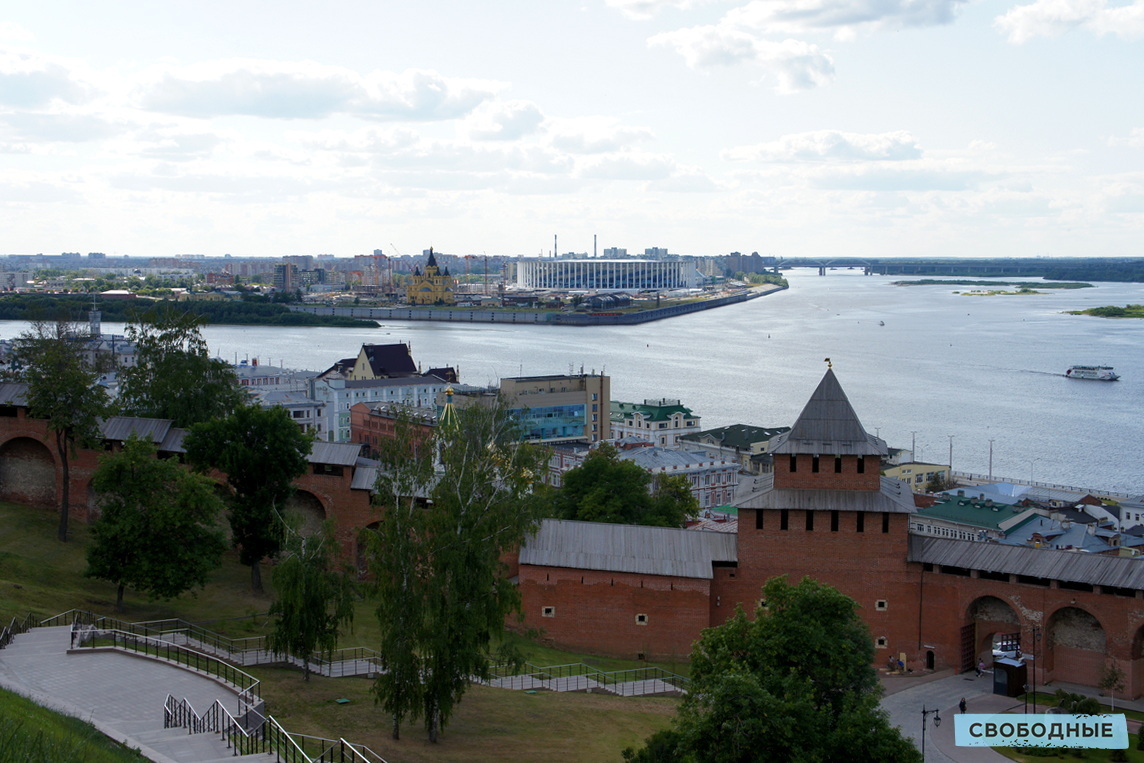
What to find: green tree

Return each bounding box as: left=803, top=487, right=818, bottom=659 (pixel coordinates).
left=118, top=306, right=245, bottom=427
left=268, top=520, right=356, bottom=681
left=13, top=320, right=109, bottom=541
left=367, top=400, right=547, bottom=742
left=85, top=436, right=227, bottom=611
left=1099, top=661, right=1126, bottom=711
left=624, top=576, right=920, bottom=762
left=184, top=404, right=312, bottom=593
left=553, top=443, right=694, bottom=527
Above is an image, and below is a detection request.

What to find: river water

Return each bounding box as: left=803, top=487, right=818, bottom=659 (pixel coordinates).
left=3, top=269, right=1142, bottom=494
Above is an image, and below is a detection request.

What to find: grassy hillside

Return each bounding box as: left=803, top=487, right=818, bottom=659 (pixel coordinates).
left=0, top=687, right=147, bottom=762
left=0, top=501, right=677, bottom=760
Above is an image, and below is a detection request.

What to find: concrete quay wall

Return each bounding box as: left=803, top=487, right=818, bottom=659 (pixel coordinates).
left=290, top=285, right=785, bottom=327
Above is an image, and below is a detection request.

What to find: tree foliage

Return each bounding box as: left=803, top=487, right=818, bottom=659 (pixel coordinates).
left=552, top=443, right=695, bottom=527
left=13, top=320, right=109, bottom=541
left=118, top=306, right=245, bottom=428
left=624, top=576, right=921, bottom=762
left=268, top=520, right=356, bottom=681
left=184, top=404, right=312, bottom=592
left=85, top=436, right=227, bottom=611
left=367, top=401, right=547, bottom=742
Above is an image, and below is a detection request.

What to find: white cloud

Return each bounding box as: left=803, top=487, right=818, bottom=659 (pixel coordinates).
left=132, top=127, right=225, bottom=161
left=0, top=111, right=120, bottom=142
left=1108, top=128, right=1144, bottom=148
left=0, top=50, right=94, bottom=107
left=725, top=0, right=967, bottom=37
left=547, top=116, right=654, bottom=153
left=995, top=0, right=1144, bottom=43
left=649, top=27, right=834, bottom=91
left=577, top=152, right=676, bottom=179
left=725, top=130, right=923, bottom=162
left=604, top=0, right=716, bottom=20
left=0, top=23, right=35, bottom=43
left=138, top=61, right=500, bottom=121
left=463, top=100, right=544, bottom=141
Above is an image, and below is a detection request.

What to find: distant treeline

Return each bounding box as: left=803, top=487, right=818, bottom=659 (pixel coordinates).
left=0, top=295, right=377, bottom=328
left=1040, top=263, right=1144, bottom=283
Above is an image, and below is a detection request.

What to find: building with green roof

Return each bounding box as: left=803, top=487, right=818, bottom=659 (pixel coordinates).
left=610, top=398, right=699, bottom=447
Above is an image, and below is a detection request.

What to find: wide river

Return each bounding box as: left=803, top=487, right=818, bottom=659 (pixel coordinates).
left=3, top=269, right=1143, bottom=494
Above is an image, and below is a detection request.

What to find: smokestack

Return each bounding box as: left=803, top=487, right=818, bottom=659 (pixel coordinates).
left=594, top=234, right=597, bottom=258
left=554, top=234, right=557, bottom=258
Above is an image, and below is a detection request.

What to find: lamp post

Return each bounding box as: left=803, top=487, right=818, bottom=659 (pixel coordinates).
left=1029, top=625, right=1041, bottom=713
left=988, top=438, right=994, bottom=481
left=1023, top=683, right=1030, bottom=714
left=921, top=705, right=942, bottom=762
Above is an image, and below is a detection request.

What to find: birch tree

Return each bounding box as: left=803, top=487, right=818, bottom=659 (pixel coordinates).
left=367, top=400, right=546, bottom=742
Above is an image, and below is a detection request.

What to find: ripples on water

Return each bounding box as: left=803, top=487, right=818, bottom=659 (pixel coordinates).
left=4, top=270, right=1142, bottom=493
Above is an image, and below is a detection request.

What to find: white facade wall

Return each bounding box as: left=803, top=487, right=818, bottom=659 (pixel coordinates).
left=515, top=259, right=695, bottom=291
left=311, top=377, right=447, bottom=442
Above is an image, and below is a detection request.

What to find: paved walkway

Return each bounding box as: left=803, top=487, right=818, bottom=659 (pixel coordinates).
left=0, top=625, right=273, bottom=762
left=881, top=669, right=1142, bottom=762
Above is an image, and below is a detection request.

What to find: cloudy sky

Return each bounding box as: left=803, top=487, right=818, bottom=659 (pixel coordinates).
left=2, top=0, right=1142, bottom=259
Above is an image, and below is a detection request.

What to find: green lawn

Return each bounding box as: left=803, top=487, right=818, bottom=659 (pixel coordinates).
left=0, top=500, right=679, bottom=760
left=0, top=686, right=147, bottom=762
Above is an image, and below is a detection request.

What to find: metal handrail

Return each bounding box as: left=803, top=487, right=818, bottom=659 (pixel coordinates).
left=0, top=612, right=40, bottom=650
left=74, top=625, right=262, bottom=706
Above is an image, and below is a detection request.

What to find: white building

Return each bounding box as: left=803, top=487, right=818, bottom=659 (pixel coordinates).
left=514, top=258, right=697, bottom=291
left=309, top=375, right=448, bottom=442
left=610, top=399, right=700, bottom=448
left=619, top=446, right=740, bottom=509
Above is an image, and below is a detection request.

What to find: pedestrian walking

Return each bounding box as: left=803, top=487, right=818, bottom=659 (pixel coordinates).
left=976, top=659, right=985, bottom=677
left=959, top=697, right=967, bottom=714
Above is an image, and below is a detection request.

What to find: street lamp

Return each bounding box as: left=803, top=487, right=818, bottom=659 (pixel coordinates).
left=921, top=705, right=942, bottom=762
left=1029, top=626, right=1041, bottom=713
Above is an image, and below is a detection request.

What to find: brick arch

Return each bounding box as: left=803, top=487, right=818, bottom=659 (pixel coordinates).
left=0, top=436, right=56, bottom=507
left=966, top=594, right=1022, bottom=664
left=284, top=489, right=327, bottom=537
left=1045, top=605, right=1106, bottom=686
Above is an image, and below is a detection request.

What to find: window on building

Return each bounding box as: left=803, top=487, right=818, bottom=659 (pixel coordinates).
left=857, top=456, right=866, bottom=474
left=876, top=637, right=888, bottom=649
left=812, top=455, right=820, bottom=473
left=834, top=456, right=842, bottom=473
left=635, top=613, right=648, bottom=625
left=831, top=510, right=839, bottom=532
left=790, top=454, right=797, bottom=472
left=755, top=510, right=763, bottom=530
left=875, top=600, right=888, bottom=611
left=856, top=512, right=865, bottom=533
left=780, top=509, right=789, bottom=531
left=882, top=512, right=891, bottom=533
left=805, top=511, right=814, bottom=531
left=542, top=606, right=555, bottom=618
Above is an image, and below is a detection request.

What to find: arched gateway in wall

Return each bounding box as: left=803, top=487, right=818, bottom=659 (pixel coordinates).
left=965, top=595, right=1022, bottom=671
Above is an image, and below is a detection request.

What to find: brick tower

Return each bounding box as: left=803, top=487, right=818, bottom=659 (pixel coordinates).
left=721, top=366, right=922, bottom=667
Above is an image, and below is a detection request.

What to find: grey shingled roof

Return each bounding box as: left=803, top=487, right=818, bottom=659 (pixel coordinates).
left=100, top=417, right=172, bottom=444
left=735, top=473, right=916, bottom=514
left=519, top=518, right=738, bottom=579
left=909, top=535, right=1144, bottom=590
left=0, top=382, right=28, bottom=406
left=309, top=441, right=363, bottom=466
left=769, top=369, right=887, bottom=457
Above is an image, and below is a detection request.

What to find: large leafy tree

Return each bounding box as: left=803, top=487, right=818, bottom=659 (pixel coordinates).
left=553, top=442, right=695, bottom=527
left=118, top=306, right=245, bottom=427
left=85, top=436, right=227, bottom=611
left=367, top=400, right=547, bottom=742
left=13, top=319, right=109, bottom=541
left=624, top=576, right=921, bottom=763
left=184, top=404, right=312, bottom=593
left=268, top=520, right=356, bottom=681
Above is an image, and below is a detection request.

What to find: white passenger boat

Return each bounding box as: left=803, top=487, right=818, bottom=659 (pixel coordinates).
left=1065, top=365, right=1120, bottom=381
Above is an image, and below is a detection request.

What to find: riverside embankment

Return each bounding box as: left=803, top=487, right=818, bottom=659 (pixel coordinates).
left=289, top=284, right=784, bottom=326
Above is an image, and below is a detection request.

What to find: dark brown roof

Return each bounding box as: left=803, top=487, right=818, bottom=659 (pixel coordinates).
left=769, top=368, right=887, bottom=456
left=361, top=343, right=417, bottom=377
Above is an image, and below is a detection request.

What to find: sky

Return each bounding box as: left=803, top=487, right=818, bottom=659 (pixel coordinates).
left=1, top=0, right=1143, bottom=260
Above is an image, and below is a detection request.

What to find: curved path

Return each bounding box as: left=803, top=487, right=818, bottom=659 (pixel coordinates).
left=0, top=625, right=273, bottom=762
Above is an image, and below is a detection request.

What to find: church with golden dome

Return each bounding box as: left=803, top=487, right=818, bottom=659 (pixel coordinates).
left=405, top=249, right=456, bottom=305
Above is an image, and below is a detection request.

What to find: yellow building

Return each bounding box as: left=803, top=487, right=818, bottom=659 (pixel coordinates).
left=406, top=249, right=456, bottom=305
